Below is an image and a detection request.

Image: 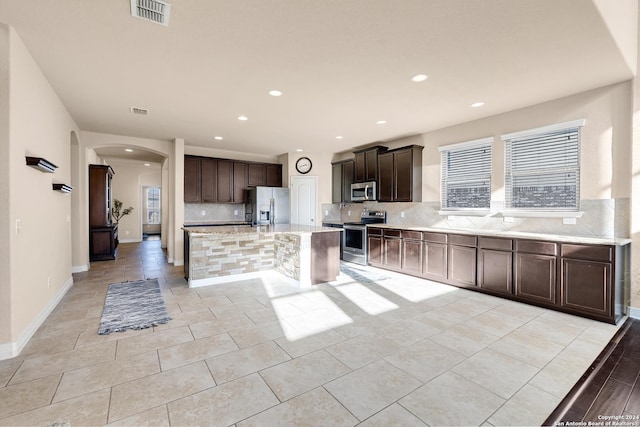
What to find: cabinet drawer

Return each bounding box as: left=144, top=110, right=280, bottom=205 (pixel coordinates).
left=449, top=234, right=477, bottom=247
left=402, top=230, right=423, bottom=240
left=368, top=227, right=382, bottom=236
left=516, top=240, right=557, bottom=256
left=478, top=237, right=513, bottom=251
left=561, top=244, right=613, bottom=262
left=383, top=229, right=401, bottom=238
left=424, top=232, right=448, bottom=244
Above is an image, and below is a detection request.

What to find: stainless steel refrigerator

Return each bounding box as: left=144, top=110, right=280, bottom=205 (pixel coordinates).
left=246, top=186, right=290, bottom=225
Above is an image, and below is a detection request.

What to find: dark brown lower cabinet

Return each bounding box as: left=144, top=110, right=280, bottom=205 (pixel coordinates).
left=402, top=239, right=423, bottom=275
left=368, top=229, right=383, bottom=266
left=365, top=226, right=627, bottom=324
left=561, top=258, right=612, bottom=319
left=423, top=242, right=448, bottom=281
left=515, top=252, right=557, bottom=305
left=477, top=237, right=513, bottom=295
left=383, top=230, right=402, bottom=269
left=90, top=226, right=118, bottom=261
left=448, top=245, right=477, bottom=287
left=478, top=249, right=512, bottom=294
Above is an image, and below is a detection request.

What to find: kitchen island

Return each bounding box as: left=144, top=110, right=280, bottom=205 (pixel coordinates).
left=183, top=224, right=341, bottom=288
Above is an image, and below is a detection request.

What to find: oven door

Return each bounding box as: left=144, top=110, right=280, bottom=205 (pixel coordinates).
left=342, top=224, right=367, bottom=265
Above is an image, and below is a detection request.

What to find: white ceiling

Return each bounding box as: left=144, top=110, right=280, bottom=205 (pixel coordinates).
left=0, top=0, right=635, bottom=163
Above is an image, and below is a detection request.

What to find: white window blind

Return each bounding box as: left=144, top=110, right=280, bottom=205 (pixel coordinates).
left=504, top=122, right=582, bottom=211
left=440, top=139, right=492, bottom=209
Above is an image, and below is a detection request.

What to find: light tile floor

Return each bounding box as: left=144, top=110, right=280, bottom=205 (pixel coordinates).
left=0, top=240, right=623, bottom=426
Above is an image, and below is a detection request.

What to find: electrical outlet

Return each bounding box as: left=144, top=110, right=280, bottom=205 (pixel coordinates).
left=401, top=211, right=405, bottom=218
left=47, top=277, right=51, bottom=288
left=563, top=217, right=577, bottom=225
left=126, top=230, right=130, bottom=235
left=348, top=211, right=351, bottom=216
left=15, top=219, right=20, bottom=234
left=66, top=214, right=71, bottom=223
left=201, top=210, right=206, bottom=216
left=234, top=210, right=238, bottom=216
left=503, top=216, right=514, bottom=223
left=448, top=215, right=456, bottom=221
left=325, top=210, right=328, bottom=216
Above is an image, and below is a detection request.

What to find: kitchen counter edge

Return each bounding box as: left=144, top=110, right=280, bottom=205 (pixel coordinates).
left=182, top=224, right=342, bottom=235
left=368, top=224, right=631, bottom=246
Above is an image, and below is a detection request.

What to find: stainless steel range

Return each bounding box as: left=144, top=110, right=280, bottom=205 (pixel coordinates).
left=342, top=210, right=386, bottom=265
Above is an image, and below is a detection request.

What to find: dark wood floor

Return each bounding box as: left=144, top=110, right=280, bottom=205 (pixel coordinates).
left=546, top=318, right=640, bottom=425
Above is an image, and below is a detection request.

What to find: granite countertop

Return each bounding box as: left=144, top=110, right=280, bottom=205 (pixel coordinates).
left=368, top=224, right=631, bottom=246
left=183, top=224, right=342, bottom=235
left=183, top=220, right=250, bottom=227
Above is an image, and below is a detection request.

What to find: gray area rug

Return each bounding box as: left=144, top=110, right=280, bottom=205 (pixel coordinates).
left=340, top=264, right=389, bottom=283
left=98, top=279, right=171, bottom=335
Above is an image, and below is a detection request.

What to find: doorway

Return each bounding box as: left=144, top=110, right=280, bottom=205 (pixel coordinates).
left=142, top=186, right=161, bottom=241
left=290, top=176, right=317, bottom=226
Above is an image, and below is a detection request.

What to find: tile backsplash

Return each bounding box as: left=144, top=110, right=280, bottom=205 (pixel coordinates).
left=322, top=198, right=630, bottom=239
left=184, top=203, right=246, bottom=223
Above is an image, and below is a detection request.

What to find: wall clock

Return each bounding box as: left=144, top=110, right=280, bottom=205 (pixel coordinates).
left=295, top=157, right=312, bottom=174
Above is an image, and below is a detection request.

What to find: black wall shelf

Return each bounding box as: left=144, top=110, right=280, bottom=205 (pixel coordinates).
left=26, top=156, right=57, bottom=173
left=52, top=183, right=73, bottom=193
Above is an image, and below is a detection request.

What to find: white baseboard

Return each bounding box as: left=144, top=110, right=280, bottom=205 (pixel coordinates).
left=628, top=306, right=640, bottom=320
left=0, top=276, right=74, bottom=361
left=71, top=264, right=89, bottom=273
left=173, top=259, right=184, bottom=267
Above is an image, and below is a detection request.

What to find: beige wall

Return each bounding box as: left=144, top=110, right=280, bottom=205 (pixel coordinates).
left=1, top=25, right=79, bottom=355
left=0, top=24, right=11, bottom=345
left=402, top=81, right=633, bottom=204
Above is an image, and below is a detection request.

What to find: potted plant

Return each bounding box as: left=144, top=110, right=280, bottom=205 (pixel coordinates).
left=111, top=198, right=133, bottom=226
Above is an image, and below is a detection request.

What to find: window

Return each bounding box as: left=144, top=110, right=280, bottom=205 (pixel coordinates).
left=439, top=138, right=492, bottom=210
left=503, top=119, right=584, bottom=211
left=146, top=187, right=161, bottom=224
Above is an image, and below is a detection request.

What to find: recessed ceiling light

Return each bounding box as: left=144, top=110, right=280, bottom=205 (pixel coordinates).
left=376, top=120, right=387, bottom=125
left=214, top=136, right=223, bottom=140
left=336, top=136, right=343, bottom=140
left=238, top=115, right=248, bottom=121
left=144, top=163, right=150, bottom=167
left=411, top=74, right=428, bottom=82
left=269, top=90, right=283, bottom=97
left=125, top=148, right=133, bottom=152
left=296, top=149, right=303, bottom=152
left=471, top=102, right=485, bottom=108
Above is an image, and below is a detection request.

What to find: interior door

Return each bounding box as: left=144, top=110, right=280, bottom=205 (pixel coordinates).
left=290, top=176, right=317, bottom=225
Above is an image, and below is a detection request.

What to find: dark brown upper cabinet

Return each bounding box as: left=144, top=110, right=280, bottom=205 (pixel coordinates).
left=184, top=156, right=202, bottom=203
left=233, top=162, right=248, bottom=203
left=216, top=159, right=233, bottom=203
left=354, top=146, right=387, bottom=183
left=266, top=163, right=283, bottom=187
left=331, top=159, right=354, bottom=203
left=377, top=145, right=423, bottom=202
left=201, top=158, right=218, bottom=203
left=185, top=155, right=282, bottom=203
left=248, top=163, right=266, bottom=187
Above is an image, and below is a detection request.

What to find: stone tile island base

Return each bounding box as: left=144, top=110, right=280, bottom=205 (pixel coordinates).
left=183, top=225, right=341, bottom=289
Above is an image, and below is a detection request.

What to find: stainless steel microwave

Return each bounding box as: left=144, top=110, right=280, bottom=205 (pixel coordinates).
left=351, top=181, right=376, bottom=202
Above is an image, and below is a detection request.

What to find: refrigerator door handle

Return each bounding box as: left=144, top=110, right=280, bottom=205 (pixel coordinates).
left=270, top=197, right=275, bottom=225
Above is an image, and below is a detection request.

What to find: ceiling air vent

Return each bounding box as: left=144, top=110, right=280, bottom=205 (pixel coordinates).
left=130, top=0, right=171, bottom=26
left=130, top=106, right=149, bottom=115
